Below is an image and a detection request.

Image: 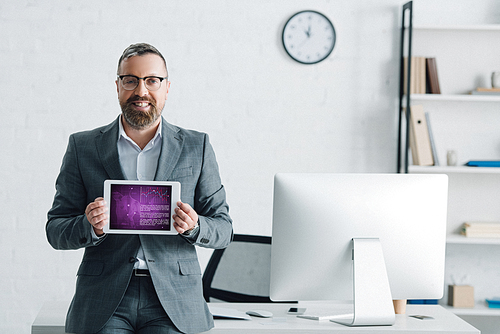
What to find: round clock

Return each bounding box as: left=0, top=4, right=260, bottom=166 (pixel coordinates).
left=282, top=10, right=336, bottom=64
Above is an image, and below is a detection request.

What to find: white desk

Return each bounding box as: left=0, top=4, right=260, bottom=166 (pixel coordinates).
left=32, top=301, right=480, bottom=334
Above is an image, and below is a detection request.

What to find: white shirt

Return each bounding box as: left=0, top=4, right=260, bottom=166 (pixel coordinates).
left=92, top=117, right=198, bottom=267
left=92, top=117, right=163, bottom=269
left=117, top=118, right=162, bottom=182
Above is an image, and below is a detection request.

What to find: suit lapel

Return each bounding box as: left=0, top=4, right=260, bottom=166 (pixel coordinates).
left=155, top=117, right=183, bottom=181
left=96, top=116, right=125, bottom=180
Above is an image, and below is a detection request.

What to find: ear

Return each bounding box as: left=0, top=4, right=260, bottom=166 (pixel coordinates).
left=165, top=81, right=171, bottom=100
left=116, top=79, right=119, bottom=94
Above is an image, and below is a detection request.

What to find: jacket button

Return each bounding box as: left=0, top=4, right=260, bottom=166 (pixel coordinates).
left=129, top=257, right=137, bottom=263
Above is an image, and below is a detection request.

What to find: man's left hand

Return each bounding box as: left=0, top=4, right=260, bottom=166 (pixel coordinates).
left=173, top=201, right=199, bottom=234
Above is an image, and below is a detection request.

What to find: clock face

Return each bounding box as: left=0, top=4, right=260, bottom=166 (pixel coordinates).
left=282, top=10, right=336, bottom=64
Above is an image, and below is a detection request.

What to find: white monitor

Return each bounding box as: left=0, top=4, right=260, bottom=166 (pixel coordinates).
left=270, top=173, right=448, bottom=326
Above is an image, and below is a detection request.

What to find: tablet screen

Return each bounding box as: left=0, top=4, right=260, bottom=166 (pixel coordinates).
left=109, top=183, right=173, bottom=231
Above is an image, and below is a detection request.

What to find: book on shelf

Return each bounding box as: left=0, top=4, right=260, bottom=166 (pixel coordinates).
left=461, top=222, right=500, bottom=238
left=425, top=112, right=439, bottom=166
left=407, top=105, right=434, bottom=166
left=407, top=299, right=438, bottom=305
left=486, top=298, right=500, bottom=309
left=470, top=87, right=500, bottom=95
left=465, top=160, right=500, bottom=167
left=404, top=57, right=441, bottom=95
left=425, top=57, right=441, bottom=94
left=403, top=57, right=427, bottom=95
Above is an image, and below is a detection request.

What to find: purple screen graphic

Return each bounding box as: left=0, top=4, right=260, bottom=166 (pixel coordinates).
left=110, top=184, right=172, bottom=230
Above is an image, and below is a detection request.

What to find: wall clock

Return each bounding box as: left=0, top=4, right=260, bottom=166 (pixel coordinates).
left=282, top=10, right=336, bottom=64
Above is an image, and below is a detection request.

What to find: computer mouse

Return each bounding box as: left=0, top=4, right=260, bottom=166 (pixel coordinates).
left=245, top=309, right=273, bottom=318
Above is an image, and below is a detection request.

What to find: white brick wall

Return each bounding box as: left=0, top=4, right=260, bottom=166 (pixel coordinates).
left=1, top=0, right=498, bottom=332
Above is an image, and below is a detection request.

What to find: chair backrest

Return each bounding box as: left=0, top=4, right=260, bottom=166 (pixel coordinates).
left=202, top=234, right=273, bottom=303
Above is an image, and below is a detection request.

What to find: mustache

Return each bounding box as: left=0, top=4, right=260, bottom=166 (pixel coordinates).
left=126, top=95, right=157, bottom=108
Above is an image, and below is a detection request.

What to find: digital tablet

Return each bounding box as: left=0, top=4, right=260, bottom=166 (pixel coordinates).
left=103, top=180, right=181, bottom=235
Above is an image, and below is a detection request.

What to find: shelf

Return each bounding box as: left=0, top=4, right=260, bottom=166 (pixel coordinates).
left=409, top=166, right=500, bottom=174
left=446, top=235, right=500, bottom=245
left=407, top=94, right=500, bottom=103
left=443, top=302, right=500, bottom=316
left=400, top=5, right=500, bottom=320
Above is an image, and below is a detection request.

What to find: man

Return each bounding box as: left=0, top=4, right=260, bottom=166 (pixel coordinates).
left=47, top=43, right=233, bottom=334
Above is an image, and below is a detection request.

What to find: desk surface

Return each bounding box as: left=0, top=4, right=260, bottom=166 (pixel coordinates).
left=32, top=301, right=479, bottom=334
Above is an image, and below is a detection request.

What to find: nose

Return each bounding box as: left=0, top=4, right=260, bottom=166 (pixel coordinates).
left=134, top=79, right=149, bottom=97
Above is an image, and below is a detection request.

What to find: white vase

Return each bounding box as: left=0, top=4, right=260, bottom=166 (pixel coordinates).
left=492, top=71, right=500, bottom=88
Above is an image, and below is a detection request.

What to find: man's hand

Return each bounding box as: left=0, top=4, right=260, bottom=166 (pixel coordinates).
left=173, top=201, right=199, bottom=234
left=85, top=197, right=108, bottom=236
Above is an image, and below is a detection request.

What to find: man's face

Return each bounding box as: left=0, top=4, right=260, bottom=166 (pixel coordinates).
left=116, top=54, right=170, bottom=130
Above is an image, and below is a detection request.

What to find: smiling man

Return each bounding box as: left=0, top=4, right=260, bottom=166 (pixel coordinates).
left=47, top=43, right=233, bottom=334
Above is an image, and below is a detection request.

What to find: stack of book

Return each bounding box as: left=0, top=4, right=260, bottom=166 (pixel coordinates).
left=470, top=87, right=500, bottom=95
left=403, top=57, right=440, bottom=94
left=461, top=222, right=500, bottom=238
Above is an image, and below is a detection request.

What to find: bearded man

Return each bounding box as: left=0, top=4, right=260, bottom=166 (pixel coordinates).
left=46, top=43, right=233, bottom=334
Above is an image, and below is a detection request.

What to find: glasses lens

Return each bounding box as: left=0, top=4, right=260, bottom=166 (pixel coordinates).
left=121, top=76, right=138, bottom=90
left=145, top=77, right=162, bottom=91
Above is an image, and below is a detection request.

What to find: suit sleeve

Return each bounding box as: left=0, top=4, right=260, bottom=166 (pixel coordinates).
left=185, top=134, right=233, bottom=249
left=46, top=135, right=97, bottom=250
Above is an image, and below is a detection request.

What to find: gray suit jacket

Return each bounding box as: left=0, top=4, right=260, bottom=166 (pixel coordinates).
left=47, top=116, right=233, bottom=334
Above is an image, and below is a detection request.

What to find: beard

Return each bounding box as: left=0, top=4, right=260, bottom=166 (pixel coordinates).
left=120, top=95, right=162, bottom=130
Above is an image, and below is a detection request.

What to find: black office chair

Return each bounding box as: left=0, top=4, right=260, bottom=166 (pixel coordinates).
left=202, top=234, right=274, bottom=303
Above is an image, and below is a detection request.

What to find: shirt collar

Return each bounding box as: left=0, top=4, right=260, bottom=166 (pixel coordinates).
left=118, top=115, right=163, bottom=145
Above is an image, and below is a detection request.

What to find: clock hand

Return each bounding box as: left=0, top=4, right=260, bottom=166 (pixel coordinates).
left=305, top=25, right=311, bottom=38
left=297, top=36, right=309, bottom=48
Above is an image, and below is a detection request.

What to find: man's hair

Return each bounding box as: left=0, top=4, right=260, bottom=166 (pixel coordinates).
left=117, top=43, right=168, bottom=77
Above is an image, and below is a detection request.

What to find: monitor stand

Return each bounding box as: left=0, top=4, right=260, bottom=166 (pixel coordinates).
left=331, top=238, right=396, bottom=326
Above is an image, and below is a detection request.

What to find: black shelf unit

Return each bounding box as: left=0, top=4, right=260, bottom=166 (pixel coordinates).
left=397, top=1, right=413, bottom=173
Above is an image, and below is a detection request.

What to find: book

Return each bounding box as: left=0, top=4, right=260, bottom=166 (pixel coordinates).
left=425, top=58, right=441, bottom=94
left=486, top=298, right=500, bottom=308
left=461, top=230, right=500, bottom=238
left=408, top=105, right=434, bottom=166
left=425, top=112, right=439, bottom=166
left=470, top=87, right=500, bottom=95
left=477, top=87, right=500, bottom=92
left=461, top=222, right=500, bottom=238
left=417, top=57, right=426, bottom=94
left=463, top=222, right=500, bottom=230
left=408, top=299, right=438, bottom=305
left=465, top=160, right=500, bottom=167
left=403, top=57, right=427, bottom=94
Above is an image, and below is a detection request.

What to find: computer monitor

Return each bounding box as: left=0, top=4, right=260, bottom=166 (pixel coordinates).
left=270, top=173, right=448, bottom=326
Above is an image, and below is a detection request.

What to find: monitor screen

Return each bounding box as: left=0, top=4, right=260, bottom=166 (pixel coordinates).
left=270, top=173, right=448, bottom=326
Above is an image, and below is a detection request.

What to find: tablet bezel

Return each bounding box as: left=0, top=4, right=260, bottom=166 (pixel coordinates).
left=103, top=180, right=181, bottom=235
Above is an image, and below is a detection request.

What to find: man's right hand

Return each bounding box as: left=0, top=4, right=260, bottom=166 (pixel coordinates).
left=85, top=197, right=108, bottom=236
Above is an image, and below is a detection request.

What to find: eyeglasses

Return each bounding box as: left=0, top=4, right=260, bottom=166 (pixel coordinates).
left=118, top=75, right=168, bottom=91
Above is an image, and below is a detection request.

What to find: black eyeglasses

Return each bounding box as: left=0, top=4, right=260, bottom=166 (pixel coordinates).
left=118, top=75, right=168, bottom=91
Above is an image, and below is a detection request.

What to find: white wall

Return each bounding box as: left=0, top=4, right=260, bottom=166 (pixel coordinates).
left=0, top=0, right=498, bottom=332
